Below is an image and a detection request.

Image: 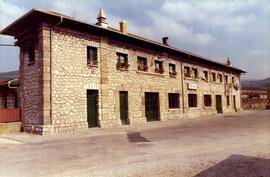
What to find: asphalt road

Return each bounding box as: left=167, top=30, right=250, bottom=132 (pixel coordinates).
left=0, top=110, right=269, bottom=177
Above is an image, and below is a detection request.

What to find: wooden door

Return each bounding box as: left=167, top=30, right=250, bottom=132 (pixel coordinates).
left=87, top=90, right=98, bottom=127
left=120, top=91, right=129, bottom=125
left=215, top=95, right=223, bottom=113
left=145, top=92, right=160, bottom=121
left=233, top=95, right=236, bottom=111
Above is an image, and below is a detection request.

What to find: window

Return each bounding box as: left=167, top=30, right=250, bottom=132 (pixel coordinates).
left=203, top=71, right=208, bottom=81
left=154, top=60, right=163, bottom=74
left=168, top=93, right=180, bottom=108
left=116, top=52, right=129, bottom=70
left=218, top=74, right=223, bottom=83
left=204, top=95, right=212, bottom=107
left=87, top=46, right=98, bottom=66
left=225, top=75, right=228, bottom=83
left=184, top=66, right=191, bottom=77
left=137, top=57, right=148, bottom=71
left=192, top=68, right=198, bottom=79
left=28, top=45, right=35, bottom=64
left=232, top=77, right=235, bottom=83
left=169, top=64, right=177, bottom=77
left=212, top=72, right=216, bottom=82
left=188, top=94, right=197, bottom=107
left=226, top=95, right=230, bottom=106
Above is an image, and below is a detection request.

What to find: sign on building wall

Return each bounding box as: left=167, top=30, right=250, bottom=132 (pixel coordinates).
left=187, top=83, right=198, bottom=90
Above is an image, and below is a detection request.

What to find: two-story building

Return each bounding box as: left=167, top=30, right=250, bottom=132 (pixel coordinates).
left=0, top=8, right=245, bottom=134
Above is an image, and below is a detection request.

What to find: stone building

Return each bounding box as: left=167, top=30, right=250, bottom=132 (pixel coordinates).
left=0, top=9, right=245, bottom=134
left=241, top=87, right=268, bottom=109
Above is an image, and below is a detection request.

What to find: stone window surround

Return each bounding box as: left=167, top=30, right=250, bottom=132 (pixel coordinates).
left=202, top=70, right=209, bottom=82
left=203, top=94, right=212, bottom=108
left=169, top=63, right=177, bottom=77
left=87, top=46, right=98, bottom=67
left=168, top=93, right=180, bottom=109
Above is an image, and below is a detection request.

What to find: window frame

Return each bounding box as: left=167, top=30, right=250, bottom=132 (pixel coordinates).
left=168, top=93, right=180, bottom=109
left=191, top=68, right=198, bottom=79
left=137, top=56, right=148, bottom=72
left=154, top=60, right=164, bottom=74
left=218, top=73, right=223, bottom=83
left=188, top=94, right=197, bottom=108
left=203, top=70, right=208, bottom=81
left=212, top=72, right=216, bottom=82
left=116, top=52, right=129, bottom=70
left=184, top=66, right=191, bottom=78
left=87, top=46, right=98, bottom=67
left=169, top=63, right=177, bottom=77
left=204, top=95, right=212, bottom=107
left=226, top=95, right=230, bottom=106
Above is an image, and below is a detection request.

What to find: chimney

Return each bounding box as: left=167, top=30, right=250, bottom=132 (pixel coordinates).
left=96, top=8, right=108, bottom=28
left=162, top=37, right=169, bottom=45
left=226, top=57, right=231, bottom=66
left=120, top=20, right=127, bottom=34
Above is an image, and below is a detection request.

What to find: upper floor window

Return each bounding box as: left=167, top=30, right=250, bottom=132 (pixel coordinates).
left=203, top=71, right=208, bottom=81
left=28, top=45, right=35, bottom=65
left=116, top=52, right=129, bottom=70
left=225, top=75, right=228, bottom=83
left=232, top=77, right=235, bottom=83
left=212, top=72, right=216, bottom=82
left=192, top=68, right=198, bottom=79
left=168, top=93, right=180, bottom=109
left=137, top=57, right=148, bottom=71
left=204, top=95, right=212, bottom=107
left=218, top=74, right=223, bottom=83
left=184, top=66, right=191, bottom=77
left=87, top=46, right=98, bottom=66
left=169, top=64, right=177, bottom=77
left=154, top=60, right=164, bottom=74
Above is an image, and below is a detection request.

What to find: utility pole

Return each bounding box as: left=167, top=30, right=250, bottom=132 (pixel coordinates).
left=250, top=81, right=253, bottom=109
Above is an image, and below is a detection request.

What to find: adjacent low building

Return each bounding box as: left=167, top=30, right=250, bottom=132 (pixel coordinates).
left=0, top=8, right=246, bottom=134
left=241, top=87, right=268, bottom=109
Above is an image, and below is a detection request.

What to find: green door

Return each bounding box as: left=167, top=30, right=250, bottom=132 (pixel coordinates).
left=120, top=91, right=129, bottom=125
left=87, top=90, right=98, bottom=127
left=145, top=92, right=160, bottom=121
left=215, top=95, right=223, bottom=113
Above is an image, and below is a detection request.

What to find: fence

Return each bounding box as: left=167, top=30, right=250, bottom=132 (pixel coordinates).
left=0, top=108, right=20, bottom=123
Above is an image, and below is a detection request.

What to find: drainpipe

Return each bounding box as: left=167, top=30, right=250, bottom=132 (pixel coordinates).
left=49, top=16, right=63, bottom=125
left=180, top=60, right=185, bottom=114
left=8, top=79, right=19, bottom=89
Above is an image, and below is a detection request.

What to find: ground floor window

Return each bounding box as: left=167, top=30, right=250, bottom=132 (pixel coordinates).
left=168, top=93, right=180, bottom=108
left=227, top=95, right=230, bottom=106
left=204, top=95, right=212, bottom=107
left=188, top=94, right=197, bottom=107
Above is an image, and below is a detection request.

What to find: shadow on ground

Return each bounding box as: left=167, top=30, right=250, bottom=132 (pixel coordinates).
left=194, top=154, right=270, bottom=177
left=127, top=132, right=150, bottom=143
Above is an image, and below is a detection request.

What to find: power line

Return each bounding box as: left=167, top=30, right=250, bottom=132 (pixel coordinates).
left=0, top=44, right=15, bottom=46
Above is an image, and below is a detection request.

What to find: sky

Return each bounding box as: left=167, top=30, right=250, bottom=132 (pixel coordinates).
left=0, top=0, right=269, bottom=80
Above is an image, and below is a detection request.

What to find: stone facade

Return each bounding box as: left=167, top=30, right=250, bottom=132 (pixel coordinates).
left=4, top=10, right=243, bottom=135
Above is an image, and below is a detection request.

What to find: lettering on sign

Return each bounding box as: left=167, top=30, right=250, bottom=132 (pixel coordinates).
left=188, top=83, right=198, bottom=90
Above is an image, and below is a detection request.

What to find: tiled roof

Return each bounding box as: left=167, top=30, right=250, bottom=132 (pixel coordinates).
left=0, top=9, right=246, bottom=73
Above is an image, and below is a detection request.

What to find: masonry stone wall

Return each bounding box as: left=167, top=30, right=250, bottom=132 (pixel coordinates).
left=48, top=27, right=241, bottom=133
left=19, top=25, right=242, bottom=134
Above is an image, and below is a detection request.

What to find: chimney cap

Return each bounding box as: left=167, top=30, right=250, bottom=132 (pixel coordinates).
left=97, top=8, right=106, bottom=19
left=162, top=36, right=169, bottom=45
left=227, top=57, right=231, bottom=66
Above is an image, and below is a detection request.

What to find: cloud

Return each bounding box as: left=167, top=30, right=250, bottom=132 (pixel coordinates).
left=0, top=0, right=27, bottom=28
left=162, top=0, right=257, bottom=32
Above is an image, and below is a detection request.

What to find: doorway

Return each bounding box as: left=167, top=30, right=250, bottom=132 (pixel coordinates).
left=145, top=92, right=160, bottom=121
left=215, top=95, right=223, bottom=113
left=233, top=95, right=237, bottom=111
left=87, top=90, right=98, bottom=127
left=119, top=91, right=129, bottom=125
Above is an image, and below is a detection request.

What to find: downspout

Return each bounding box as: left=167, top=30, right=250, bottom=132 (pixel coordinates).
left=49, top=16, right=63, bottom=125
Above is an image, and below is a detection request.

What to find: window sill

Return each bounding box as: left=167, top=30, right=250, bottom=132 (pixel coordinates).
left=169, top=74, right=177, bottom=78
left=28, top=62, right=35, bottom=66
left=188, top=107, right=199, bottom=109
left=117, top=68, right=129, bottom=71
left=169, top=108, right=181, bottom=111
left=136, top=71, right=165, bottom=77
left=184, top=77, right=199, bottom=81
left=204, top=106, right=212, bottom=109
left=87, top=64, right=98, bottom=68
